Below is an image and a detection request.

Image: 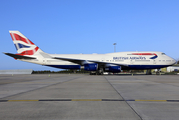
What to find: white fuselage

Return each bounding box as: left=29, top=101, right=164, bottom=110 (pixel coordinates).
left=22, top=51, right=176, bottom=70
left=7, top=31, right=176, bottom=72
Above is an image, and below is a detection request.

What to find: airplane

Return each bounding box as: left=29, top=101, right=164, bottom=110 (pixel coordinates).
left=4, top=31, right=176, bottom=75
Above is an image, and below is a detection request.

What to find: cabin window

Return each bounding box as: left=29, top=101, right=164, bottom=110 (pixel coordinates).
left=115, top=60, right=124, bottom=62
left=161, top=53, right=166, bottom=55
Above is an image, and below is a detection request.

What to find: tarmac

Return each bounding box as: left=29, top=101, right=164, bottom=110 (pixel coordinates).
left=0, top=74, right=179, bottom=120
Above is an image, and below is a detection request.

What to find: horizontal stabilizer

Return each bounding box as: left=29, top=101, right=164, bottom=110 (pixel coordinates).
left=4, top=53, right=36, bottom=59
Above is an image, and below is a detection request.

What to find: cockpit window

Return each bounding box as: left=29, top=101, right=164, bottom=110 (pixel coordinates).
left=161, top=53, right=166, bottom=55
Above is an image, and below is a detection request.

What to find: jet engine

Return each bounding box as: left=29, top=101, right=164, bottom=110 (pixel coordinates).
left=84, top=63, right=98, bottom=71
left=105, top=65, right=121, bottom=73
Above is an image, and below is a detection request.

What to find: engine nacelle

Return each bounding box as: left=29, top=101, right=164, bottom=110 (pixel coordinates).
left=105, top=66, right=121, bottom=73
left=84, top=63, right=98, bottom=71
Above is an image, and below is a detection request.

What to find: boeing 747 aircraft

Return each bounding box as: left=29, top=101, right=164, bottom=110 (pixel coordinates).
left=4, top=31, right=176, bottom=74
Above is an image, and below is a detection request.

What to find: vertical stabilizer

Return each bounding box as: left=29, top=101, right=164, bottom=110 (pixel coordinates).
left=9, top=31, right=43, bottom=56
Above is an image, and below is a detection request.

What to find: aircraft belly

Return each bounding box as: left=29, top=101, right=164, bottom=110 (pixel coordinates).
left=46, top=65, right=81, bottom=69
left=128, top=65, right=169, bottom=70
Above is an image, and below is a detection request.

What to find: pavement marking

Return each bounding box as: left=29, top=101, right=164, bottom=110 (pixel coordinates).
left=0, top=100, right=8, bottom=102
left=102, top=99, right=123, bottom=101
left=167, top=100, right=179, bottom=102
left=72, top=99, right=102, bottom=101
left=0, top=99, right=179, bottom=102
left=135, top=100, right=167, bottom=102
left=8, top=100, right=39, bottom=102
left=39, top=99, right=71, bottom=101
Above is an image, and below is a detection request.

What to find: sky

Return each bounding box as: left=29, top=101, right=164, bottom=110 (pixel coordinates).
left=1, top=0, right=179, bottom=71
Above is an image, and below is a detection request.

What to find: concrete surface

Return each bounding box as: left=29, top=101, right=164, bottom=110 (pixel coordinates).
left=0, top=69, right=33, bottom=74
left=0, top=74, right=179, bottom=120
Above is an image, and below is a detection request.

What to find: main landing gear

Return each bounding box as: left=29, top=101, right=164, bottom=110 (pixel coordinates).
left=156, top=69, right=161, bottom=75
left=146, top=69, right=161, bottom=75
left=146, top=70, right=152, bottom=75
left=90, top=69, right=104, bottom=75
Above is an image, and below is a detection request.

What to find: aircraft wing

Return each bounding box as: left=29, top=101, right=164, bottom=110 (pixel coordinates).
left=53, top=57, right=128, bottom=67
left=89, top=60, right=129, bottom=67
left=4, top=53, right=36, bottom=60
left=53, top=57, right=85, bottom=65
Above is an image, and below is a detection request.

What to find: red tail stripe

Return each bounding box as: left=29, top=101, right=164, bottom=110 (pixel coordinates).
left=16, top=47, right=39, bottom=56
left=10, top=33, right=34, bottom=45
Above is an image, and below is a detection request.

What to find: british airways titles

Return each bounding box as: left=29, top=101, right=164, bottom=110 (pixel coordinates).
left=113, top=57, right=146, bottom=60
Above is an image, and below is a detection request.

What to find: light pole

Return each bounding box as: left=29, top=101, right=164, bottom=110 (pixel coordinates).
left=113, top=43, right=116, bottom=52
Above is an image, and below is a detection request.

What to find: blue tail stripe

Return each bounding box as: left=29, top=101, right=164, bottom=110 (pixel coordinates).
left=17, top=43, right=30, bottom=49
left=150, top=56, right=158, bottom=59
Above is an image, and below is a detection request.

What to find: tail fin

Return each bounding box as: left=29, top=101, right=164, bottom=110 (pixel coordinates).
left=9, top=31, right=43, bottom=56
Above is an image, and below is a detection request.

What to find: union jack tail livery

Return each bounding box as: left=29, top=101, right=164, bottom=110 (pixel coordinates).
left=4, top=31, right=46, bottom=60
left=9, top=31, right=43, bottom=56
